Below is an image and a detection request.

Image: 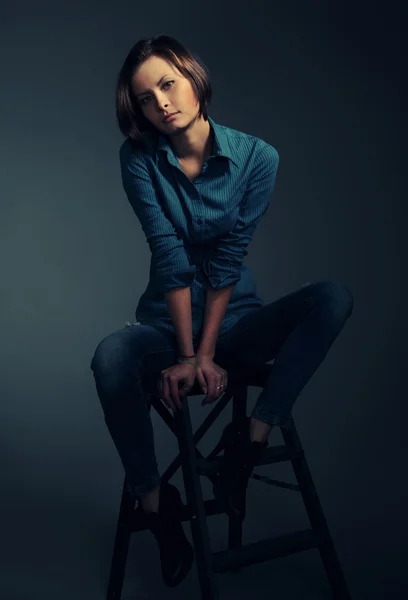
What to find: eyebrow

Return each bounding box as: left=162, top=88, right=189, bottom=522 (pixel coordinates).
left=135, top=74, right=172, bottom=97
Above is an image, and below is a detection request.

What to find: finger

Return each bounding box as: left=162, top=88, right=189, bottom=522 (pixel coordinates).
left=201, top=380, right=213, bottom=405
left=202, top=393, right=216, bottom=406
left=195, top=370, right=208, bottom=394
left=180, top=375, right=193, bottom=395
left=202, top=379, right=217, bottom=405
left=169, top=376, right=182, bottom=411
left=163, top=395, right=175, bottom=411
left=162, top=377, right=176, bottom=411
left=179, top=380, right=192, bottom=398
left=204, top=378, right=225, bottom=405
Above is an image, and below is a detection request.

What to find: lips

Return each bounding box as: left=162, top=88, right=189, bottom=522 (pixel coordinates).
left=163, top=112, right=179, bottom=123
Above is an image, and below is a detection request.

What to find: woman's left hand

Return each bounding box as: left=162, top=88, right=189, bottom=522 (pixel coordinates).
left=195, top=355, right=228, bottom=406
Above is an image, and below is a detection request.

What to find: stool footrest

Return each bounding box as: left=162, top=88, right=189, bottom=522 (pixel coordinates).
left=197, top=444, right=303, bottom=476
left=212, top=529, right=317, bottom=573
left=250, top=472, right=300, bottom=491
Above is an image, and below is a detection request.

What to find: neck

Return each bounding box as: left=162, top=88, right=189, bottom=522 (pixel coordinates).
left=171, top=116, right=213, bottom=162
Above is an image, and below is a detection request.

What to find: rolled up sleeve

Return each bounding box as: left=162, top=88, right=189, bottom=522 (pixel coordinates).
left=119, top=141, right=196, bottom=293
left=202, top=144, right=279, bottom=290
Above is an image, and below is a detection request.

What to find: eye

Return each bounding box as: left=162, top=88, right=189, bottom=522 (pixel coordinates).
left=140, top=80, right=174, bottom=106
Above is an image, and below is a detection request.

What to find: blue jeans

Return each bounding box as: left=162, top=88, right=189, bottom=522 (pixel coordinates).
left=90, top=280, right=353, bottom=500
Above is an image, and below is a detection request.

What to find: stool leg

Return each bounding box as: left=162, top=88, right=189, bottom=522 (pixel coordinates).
left=282, top=419, right=352, bottom=600
left=106, top=478, right=133, bottom=600
left=228, top=387, right=247, bottom=553
left=175, top=398, right=219, bottom=600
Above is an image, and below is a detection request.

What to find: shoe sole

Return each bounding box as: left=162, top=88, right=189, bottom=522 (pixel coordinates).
left=164, top=540, right=194, bottom=587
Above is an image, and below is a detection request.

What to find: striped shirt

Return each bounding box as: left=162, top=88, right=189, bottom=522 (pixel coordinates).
left=119, top=115, right=279, bottom=340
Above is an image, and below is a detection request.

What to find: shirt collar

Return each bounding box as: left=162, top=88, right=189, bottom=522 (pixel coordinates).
left=154, top=115, right=239, bottom=167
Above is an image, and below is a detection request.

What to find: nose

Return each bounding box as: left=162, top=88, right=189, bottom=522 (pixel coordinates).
left=155, top=94, right=169, bottom=113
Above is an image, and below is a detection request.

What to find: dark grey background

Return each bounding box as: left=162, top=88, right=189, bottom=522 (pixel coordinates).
left=0, top=1, right=406, bottom=598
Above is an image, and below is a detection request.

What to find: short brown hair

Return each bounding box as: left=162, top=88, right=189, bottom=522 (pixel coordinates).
left=115, top=34, right=212, bottom=146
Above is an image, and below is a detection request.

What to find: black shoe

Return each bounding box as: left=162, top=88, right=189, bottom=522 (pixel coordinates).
left=212, top=417, right=267, bottom=520
left=145, top=482, right=194, bottom=587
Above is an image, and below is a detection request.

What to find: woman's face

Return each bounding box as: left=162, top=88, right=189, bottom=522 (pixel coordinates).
left=131, top=54, right=200, bottom=133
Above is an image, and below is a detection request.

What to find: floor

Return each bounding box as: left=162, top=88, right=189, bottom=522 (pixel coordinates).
left=1, top=476, right=405, bottom=600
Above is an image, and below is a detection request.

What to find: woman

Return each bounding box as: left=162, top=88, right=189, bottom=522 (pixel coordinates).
left=90, top=34, right=353, bottom=588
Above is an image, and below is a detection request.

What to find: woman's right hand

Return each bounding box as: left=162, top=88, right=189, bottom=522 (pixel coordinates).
left=157, top=362, right=202, bottom=411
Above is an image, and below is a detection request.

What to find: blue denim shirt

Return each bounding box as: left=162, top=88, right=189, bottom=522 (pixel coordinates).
left=119, top=115, right=279, bottom=340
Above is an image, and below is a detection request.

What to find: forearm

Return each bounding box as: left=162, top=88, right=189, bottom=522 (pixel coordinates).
left=164, top=287, right=195, bottom=357
left=197, top=283, right=235, bottom=358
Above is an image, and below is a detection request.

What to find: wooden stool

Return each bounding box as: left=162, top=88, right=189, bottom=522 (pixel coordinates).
left=106, top=363, right=351, bottom=599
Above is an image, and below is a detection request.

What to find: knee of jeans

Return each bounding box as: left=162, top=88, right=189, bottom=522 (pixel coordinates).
left=317, top=280, right=354, bottom=320
left=90, top=334, right=136, bottom=380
